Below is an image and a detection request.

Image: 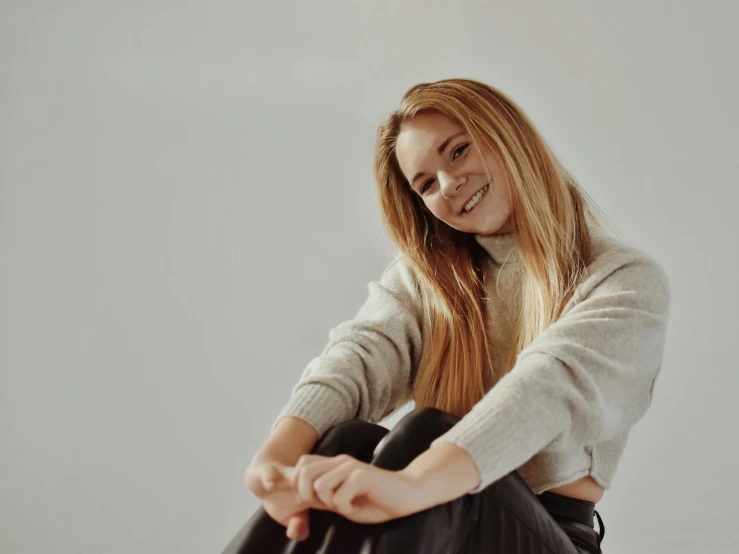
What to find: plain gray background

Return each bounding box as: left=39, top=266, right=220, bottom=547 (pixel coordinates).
left=2, top=1, right=737, bottom=553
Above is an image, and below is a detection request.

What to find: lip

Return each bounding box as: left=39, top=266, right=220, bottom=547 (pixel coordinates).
left=459, top=184, right=489, bottom=215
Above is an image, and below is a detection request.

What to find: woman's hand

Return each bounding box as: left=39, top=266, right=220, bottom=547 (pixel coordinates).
left=283, top=454, right=431, bottom=524
left=244, top=456, right=328, bottom=541
left=246, top=441, right=480, bottom=538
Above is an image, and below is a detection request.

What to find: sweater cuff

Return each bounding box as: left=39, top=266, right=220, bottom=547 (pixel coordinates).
left=272, top=383, right=355, bottom=437
left=431, top=422, right=524, bottom=494
left=429, top=352, right=565, bottom=494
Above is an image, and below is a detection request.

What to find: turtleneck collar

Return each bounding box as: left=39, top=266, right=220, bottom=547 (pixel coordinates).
left=475, top=232, right=519, bottom=266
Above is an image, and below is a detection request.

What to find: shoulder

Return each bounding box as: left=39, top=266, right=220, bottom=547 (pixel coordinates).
left=382, top=253, right=419, bottom=285
left=372, top=253, right=427, bottom=314
left=575, top=228, right=671, bottom=309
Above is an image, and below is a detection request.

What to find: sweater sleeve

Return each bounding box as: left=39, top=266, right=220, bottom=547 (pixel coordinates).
left=430, top=253, right=672, bottom=493
left=272, top=256, right=425, bottom=437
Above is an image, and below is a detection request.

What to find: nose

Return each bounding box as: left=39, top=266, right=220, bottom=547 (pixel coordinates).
left=438, top=171, right=465, bottom=199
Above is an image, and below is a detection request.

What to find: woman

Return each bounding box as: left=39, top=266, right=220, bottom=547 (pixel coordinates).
left=230, top=78, right=671, bottom=554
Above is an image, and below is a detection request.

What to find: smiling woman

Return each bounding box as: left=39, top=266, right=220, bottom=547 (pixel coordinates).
left=396, top=111, right=515, bottom=235
left=228, top=78, right=671, bottom=554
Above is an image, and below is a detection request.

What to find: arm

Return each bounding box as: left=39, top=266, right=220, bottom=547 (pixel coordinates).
left=272, top=256, right=426, bottom=437
left=401, top=443, right=482, bottom=506
left=245, top=416, right=322, bottom=541
left=428, top=254, right=672, bottom=494
left=252, top=416, right=319, bottom=466
left=272, top=251, right=672, bottom=518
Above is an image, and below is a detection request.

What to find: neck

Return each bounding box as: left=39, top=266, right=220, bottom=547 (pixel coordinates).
left=475, top=230, right=518, bottom=266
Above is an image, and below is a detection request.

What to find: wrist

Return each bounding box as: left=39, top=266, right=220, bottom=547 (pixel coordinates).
left=253, top=444, right=305, bottom=468
left=255, top=416, right=319, bottom=466
left=401, top=443, right=481, bottom=503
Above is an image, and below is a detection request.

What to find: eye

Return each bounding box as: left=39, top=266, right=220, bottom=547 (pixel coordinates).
left=420, top=178, right=435, bottom=194
left=452, top=143, right=469, bottom=160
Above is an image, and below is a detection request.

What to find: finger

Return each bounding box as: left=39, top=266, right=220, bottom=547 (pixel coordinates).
left=295, top=512, right=310, bottom=541
left=313, top=461, right=355, bottom=507
left=286, top=512, right=310, bottom=542
left=285, top=515, right=302, bottom=541
left=295, top=455, right=352, bottom=503
left=245, top=465, right=280, bottom=495
left=243, top=467, right=260, bottom=491
left=332, top=469, right=371, bottom=514
left=291, top=454, right=324, bottom=473
left=289, top=454, right=316, bottom=490
left=271, top=464, right=295, bottom=488
left=261, top=464, right=283, bottom=491
left=296, top=464, right=331, bottom=503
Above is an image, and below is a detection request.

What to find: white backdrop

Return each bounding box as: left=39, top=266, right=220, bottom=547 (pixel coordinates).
left=2, top=2, right=737, bottom=553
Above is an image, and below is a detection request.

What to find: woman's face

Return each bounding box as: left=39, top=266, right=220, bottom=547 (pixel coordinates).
left=395, top=111, right=514, bottom=236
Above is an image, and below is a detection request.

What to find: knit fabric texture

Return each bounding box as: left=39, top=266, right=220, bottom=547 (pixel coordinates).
left=273, top=227, right=671, bottom=494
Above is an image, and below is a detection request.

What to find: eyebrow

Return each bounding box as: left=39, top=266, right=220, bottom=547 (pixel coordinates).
left=409, top=131, right=468, bottom=188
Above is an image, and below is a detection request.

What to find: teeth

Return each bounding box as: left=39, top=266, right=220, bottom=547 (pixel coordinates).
left=464, top=184, right=489, bottom=212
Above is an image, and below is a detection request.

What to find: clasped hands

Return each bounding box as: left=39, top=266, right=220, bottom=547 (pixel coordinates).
left=245, top=453, right=433, bottom=541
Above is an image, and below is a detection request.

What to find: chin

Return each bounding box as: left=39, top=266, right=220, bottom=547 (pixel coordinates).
left=446, top=209, right=509, bottom=235
left=473, top=218, right=507, bottom=236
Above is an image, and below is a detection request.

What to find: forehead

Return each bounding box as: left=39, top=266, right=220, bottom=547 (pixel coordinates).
left=395, top=112, right=466, bottom=180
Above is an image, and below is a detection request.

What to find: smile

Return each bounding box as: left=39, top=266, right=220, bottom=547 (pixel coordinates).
left=461, top=184, right=490, bottom=214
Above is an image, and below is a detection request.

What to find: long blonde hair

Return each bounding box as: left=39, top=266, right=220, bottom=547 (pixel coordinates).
left=374, top=78, right=608, bottom=417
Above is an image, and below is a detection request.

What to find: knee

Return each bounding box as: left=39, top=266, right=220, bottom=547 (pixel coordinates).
left=392, top=407, right=461, bottom=440
left=311, top=419, right=389, bottom=460
left=371, top=407, right=461, bottom=470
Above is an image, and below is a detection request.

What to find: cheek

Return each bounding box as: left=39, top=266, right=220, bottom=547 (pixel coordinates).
left=419, top=199, right=446, bottom=224
left=427, top=197, right=454, bottom=218
left=502, top=182, right=514, bottom=208
left=479, top=151, right=505, bottom=182
left=469, top=154, right=487, bottom=173
left=491, top=178, right=511, bottom=203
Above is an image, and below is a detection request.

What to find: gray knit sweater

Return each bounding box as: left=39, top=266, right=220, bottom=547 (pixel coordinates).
left=273, top=228, right=671, bottom=494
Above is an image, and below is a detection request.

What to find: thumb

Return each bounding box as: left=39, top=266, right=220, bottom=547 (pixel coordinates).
left=286, top=511, right=310, bottom=542
left=261, top=463, right=286, bottom=491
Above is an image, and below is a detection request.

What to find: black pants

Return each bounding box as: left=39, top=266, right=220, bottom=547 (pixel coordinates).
left=224, top=407, right=605, bottom=554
